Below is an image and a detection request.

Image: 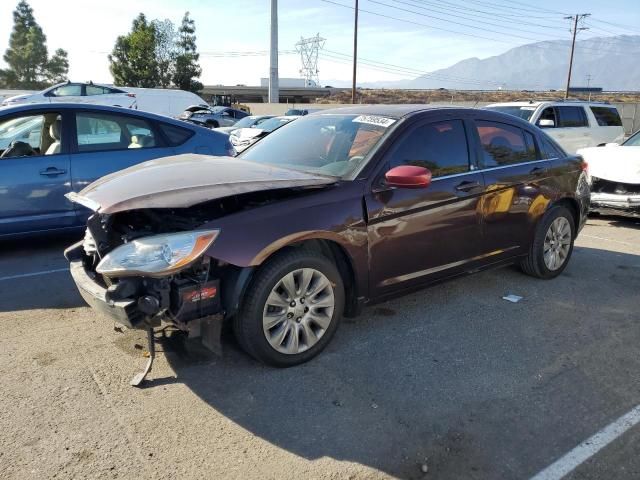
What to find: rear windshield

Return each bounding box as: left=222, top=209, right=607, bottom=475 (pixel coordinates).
left=484, top=106, right=536, bottom=121
left=590, top=106, right=622, bottom=127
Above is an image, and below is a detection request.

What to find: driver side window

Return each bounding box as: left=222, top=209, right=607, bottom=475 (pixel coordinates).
left=0, top=112, right=63, bottom=159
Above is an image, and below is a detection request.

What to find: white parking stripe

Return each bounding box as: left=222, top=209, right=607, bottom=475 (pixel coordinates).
left=530, top=404, right=640, bottom=480
left=0, top=268, right=68, bottom=282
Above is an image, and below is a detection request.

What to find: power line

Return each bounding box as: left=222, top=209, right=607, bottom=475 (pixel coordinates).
left=564, top=13, right=590, bottom=99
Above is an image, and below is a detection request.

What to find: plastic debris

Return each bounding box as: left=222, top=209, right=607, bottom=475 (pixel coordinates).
left=502, top=294, right=523, bottom=303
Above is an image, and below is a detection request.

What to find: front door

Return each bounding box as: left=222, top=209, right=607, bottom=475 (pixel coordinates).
left=0, top=110, right=75, bottom=236
left=366, top=118, right=485, bottom=296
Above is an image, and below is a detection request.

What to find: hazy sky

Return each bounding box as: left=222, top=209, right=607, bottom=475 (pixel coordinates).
left=1, top=0, right=639, bottom=86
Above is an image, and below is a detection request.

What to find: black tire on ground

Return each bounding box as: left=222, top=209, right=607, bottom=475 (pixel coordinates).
left=233, top=248, right=345, bottom=367
left=520, top=205, right=575, bottom=279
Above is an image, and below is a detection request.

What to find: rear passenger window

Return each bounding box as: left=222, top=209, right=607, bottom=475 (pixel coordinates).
left=476, top=121, right=535, bottom=167
left=590, top=107, right=622, bottom=127
left=75, top=112, right=157, bottom=152
left=540, top=136, right=566, bottom=159
left=557, top=106, right=588, bottom=128
left=390, top=120, right=469, bottom=177
left=159, top=123, right=194, bottom=146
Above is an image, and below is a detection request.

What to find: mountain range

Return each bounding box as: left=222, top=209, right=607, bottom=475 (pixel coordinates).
left=345, top=35, right=640, bottom=91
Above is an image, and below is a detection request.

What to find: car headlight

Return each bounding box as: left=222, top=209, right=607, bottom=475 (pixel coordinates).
left=96, top=229, right=219, bottom=277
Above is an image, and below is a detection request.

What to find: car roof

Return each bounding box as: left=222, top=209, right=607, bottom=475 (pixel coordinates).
left=312, top=104, right=456, bottom=118
left=0, top=102, right=198, bottom=127
left=487, top=100, right=613, bottom=108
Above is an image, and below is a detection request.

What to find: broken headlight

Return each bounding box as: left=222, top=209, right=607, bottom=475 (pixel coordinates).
left=96, top=230, right=219, bottom=278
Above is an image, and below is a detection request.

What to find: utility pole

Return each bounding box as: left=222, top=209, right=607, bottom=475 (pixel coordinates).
left=351, top=0, right=359, bottom=104
left=268, top=0, right=279, bottom=104
left=586, top=74, right=592, bottom=101
left=564, top=13, right=590, bottom=99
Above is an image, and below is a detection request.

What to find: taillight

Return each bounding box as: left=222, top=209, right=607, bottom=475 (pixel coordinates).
left=581, top=161, right=588, bottom=173
left=126, top=93, right=136, bottom=98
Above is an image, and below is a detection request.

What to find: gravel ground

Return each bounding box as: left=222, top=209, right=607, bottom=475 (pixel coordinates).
left=1, top=216, right=639, bottom=480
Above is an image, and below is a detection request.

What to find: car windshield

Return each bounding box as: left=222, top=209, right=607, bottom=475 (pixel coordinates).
left=623, top=131, right=640, bottom=146
left=256, top=117, right=293, bottom=133
left=485, top=106, right=536, bottom=121
left=239, top=113, right=393, bottom=177
left=232, top=116, right=260, bottom=129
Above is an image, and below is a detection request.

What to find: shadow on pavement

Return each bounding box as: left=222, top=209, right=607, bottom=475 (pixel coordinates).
left=155, top=246, right=640, bottom=479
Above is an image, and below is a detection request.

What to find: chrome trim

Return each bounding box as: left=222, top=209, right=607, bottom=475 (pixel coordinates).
left=430, top=159, right=550, bottom=182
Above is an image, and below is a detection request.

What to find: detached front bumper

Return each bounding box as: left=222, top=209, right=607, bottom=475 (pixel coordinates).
left=69, top=260, right=143, bottom=329
left=591, top=192, right=640, bottom=215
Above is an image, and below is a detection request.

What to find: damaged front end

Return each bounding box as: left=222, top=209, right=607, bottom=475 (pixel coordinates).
left=590, top=177, right=640, bottom=217
left=65, top=206, right=248, bottom=386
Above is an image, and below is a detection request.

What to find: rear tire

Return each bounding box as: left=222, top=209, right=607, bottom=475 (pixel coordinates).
left=520, top=205, right=575, bottom=279
left=233, top=249, right=344, bottom=367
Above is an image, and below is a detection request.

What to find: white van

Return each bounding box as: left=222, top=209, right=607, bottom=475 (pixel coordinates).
left=485, top=101, right=625, bottom=154
left=120, top=87, right=207, bottom=118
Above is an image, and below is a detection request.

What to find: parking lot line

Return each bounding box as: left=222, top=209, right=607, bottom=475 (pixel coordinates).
left=530, top=404, right=640, bottom=480
left=0, top=268, right=68, bottom=282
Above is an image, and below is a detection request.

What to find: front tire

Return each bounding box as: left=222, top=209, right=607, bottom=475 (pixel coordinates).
left=233, top=249, right=345, bottom=367
left=520, top=205, right=575, bottom=279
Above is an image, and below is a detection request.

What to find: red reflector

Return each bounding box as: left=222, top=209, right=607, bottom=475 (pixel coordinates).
left=581, top=161, right=588, bottom=172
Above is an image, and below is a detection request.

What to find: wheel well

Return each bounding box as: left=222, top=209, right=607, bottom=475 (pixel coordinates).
left=552, top=198, right=580, bottom=236
left=287, top=239, right=359, bottom=317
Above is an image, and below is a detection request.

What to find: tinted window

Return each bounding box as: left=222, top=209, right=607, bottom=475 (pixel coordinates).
left=523, top=131, right=540, bottom=160
left=557, top=106, right=588, bottom=128
left=590, top=107, right=622, bottom=127
left=51, top=84, right=82, bottom=97
left=159, top=123, right=194, bottom=146
left=476, top=121, right=535, bottom=167
left=75, top=112, right=156, bottom=152
left=537, top=107, right=557, bottom=128
left=540, top=135, right=566, bottom=159
left=624, top=131, right=640, bottom=147
left=390, top=120, right=470, bottom=177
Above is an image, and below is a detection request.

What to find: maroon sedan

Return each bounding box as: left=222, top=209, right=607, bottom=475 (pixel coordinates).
left=65, top=105, right=589, bottom=384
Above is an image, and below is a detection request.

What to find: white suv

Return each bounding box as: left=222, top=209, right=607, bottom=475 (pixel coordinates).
left=485, top=101, right=625, bottom=154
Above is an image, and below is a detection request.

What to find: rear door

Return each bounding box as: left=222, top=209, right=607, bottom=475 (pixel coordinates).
left=85, top=84, right=135, bottom=108
left=366, top=116, right=485, bottom=296
left=555, top=106, right=591, bottom=152
left=69, top=110, right=174, bottom=222
left=589, top=106, right=625, bottom=145
left=0, top=110, right=75, bottom=235
left=471, top=117, right=550, bottom=256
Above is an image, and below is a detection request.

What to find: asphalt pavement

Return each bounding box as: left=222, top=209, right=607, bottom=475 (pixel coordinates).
left=1, top=216, right=639, bottom=480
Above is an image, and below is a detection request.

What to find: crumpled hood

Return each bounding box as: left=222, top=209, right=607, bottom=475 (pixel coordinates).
left=578, top=146, right=640, bottom=184
left=66, top=153, right=336, bottom=214
left=232, top=128, right=265, bottom=140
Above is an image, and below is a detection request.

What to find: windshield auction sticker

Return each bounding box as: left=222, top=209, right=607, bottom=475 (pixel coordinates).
left=352, top=115, right=397, bottom=128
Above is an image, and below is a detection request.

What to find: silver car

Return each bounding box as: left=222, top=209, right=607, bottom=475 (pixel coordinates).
left=215, top=115, right=275, bottom=134
left=179, top=105, right=249, bottom=128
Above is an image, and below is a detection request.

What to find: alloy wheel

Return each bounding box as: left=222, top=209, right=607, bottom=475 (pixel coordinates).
left=543, top=216, right=572, bottom=271
left=262, top=268, right=335, bottom=354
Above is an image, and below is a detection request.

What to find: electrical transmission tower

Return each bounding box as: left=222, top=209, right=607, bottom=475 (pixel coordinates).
left=295, top=34, right=325, bottom=87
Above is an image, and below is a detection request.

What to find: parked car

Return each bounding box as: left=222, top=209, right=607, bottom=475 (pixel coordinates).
left=578, top=129, right=640, bottom=216
left=485, top=101, right=625, bottom=154
left=1, top=82, right=138, bottom=109
left=285, top=108, right=320, bottom=116
left=215, top=115, right=275, bottom=134
left=65, top=105, right=589, bottom=383
left=179, top=105, right=249, bottom=128
left=230, top=115, right=298, bottom=153
left=0, top=103, right=233, bottom=238
left=0, top=82, right=207, bottom=119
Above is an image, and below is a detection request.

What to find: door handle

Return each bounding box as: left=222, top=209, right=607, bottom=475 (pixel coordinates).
left=39, top=167, right=67, bottom=176
left=529, top=166, right=545, bottom=176
left=455, top=180, right=481, bottom=192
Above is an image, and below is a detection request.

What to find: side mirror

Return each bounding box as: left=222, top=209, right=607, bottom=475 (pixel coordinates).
left=385, top=165, right=432, bottom=189
left=538, top=119, right=555, bottom=128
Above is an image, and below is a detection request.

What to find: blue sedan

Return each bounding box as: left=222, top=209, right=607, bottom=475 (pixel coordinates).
left=0, top=103, right=233, bottom=238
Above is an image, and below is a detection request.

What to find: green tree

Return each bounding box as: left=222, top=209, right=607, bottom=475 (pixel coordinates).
left=151, top=19, right=177, bottom=88
left=0, top=1, right=68, bottom=89
left=109, top=13, right=160, bottom=88
left=172, top=12, right=202, bottom=93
